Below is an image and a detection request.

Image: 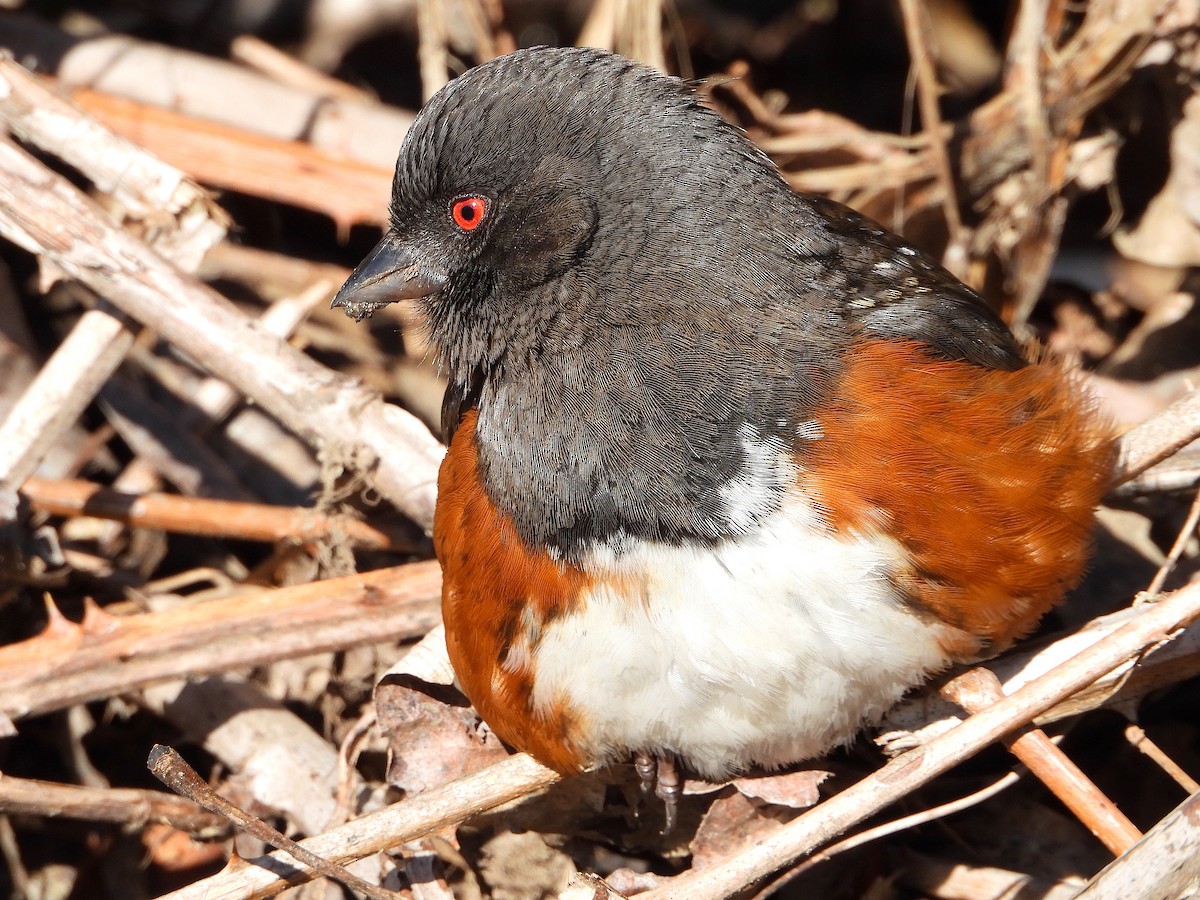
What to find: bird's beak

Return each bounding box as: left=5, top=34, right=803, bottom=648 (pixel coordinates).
left=331, top=233, right=447, bottom=321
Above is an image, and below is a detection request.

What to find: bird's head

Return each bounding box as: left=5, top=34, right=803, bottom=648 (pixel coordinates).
left=332, top=46, right=800, bottom=383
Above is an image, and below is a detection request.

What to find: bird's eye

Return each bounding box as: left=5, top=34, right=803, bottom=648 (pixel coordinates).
left=451, top=196, right=488, bottom=232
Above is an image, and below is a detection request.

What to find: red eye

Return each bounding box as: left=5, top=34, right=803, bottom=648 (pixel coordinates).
left=452, top=196, right=488, bottom=231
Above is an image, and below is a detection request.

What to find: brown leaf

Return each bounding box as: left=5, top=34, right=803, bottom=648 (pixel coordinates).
left=689, top=789, right=789, bottom=869
left=376, top=673, right=510, bottom=794
left=732, top=768, right=831, bottom=809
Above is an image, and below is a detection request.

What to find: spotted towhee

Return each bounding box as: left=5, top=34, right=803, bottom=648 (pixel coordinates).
left=333, top=46, right=1113, bottom=825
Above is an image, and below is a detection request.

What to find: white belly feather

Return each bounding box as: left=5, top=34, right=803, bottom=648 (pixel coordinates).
left=527, top=494, right=956, bottom=779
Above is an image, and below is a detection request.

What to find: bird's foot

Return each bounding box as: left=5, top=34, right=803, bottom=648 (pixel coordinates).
left=632, top=750, right=680, bottom=834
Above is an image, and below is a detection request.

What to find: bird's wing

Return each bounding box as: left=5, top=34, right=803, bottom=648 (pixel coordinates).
left=803, top=194, right=1027, bottom=372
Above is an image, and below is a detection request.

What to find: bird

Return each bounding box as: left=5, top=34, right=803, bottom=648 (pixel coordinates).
left=332, top=46, right=1113, bottom=826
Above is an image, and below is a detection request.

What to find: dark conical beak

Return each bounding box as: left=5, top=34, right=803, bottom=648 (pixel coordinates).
left=331, top=233, right=447, bottom=321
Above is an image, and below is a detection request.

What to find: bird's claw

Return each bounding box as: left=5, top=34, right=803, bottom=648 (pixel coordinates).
left=632, top=751, right=680, bottom=834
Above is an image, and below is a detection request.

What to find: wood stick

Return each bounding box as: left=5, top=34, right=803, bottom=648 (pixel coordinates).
left=878, top=609, right=1200, bottom=753
left=229, top=35, right=373, bottom=103
left=0, top=56, right=226, bottom=270
left=1113, top=388, right=1200, bottom=487
left=1146, top=483, right=1200, bottom=594
left=1074, top=789, right=1200, bottom=899
left=417, top=0, right=450, bottom=103
left=72, top=88, right=393, bottom=233
left=942, top=669, right=1142, bottom=856
left=1122, top=723, right=1200, bottom=794
left=747, top=770, right=1023, bottom=899
left=0, top=56, right=226, bottom=522
left=0, top=133, right=444, bottom=531
left=142, top=678, right=356, bottom=838
left=0, top=772, right=226, bottom=835
left=192, top=281, right=339, bottom=420
left=0, top=304, right=135, bottom=521
left=158, top=753, right=561, bottom=900
left=22, top=476, right=410, bottom=551
left=897, top=0, right=967, bottom=279
left=0, top=561, right=441, bottom=721
left=148, top=745, right=399, bottom=900
left=99, top=375, right=257, bottom=502
left=0, top=19, right=413, bottom=170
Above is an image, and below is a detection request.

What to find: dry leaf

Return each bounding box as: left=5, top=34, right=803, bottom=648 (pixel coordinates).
left=732, top=768, right=831, bottom=809
left=690, top=789, right=793, bottom=869
left=376, top=627, right=510, bottom=794
left=376, top=675, right=510, bottom=794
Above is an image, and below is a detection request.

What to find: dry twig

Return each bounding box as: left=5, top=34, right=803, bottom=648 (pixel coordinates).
left=230, top=35, right=373, bottom=103
left=22, top=476, right=410, bottom=551
left=1074, top=789, right=1200, bottom=899
left=1113, top=388, right=1200, bottom=487
left=0, top=58, right=227, bottom=521
left=879, top=607, right=1200, bottom=751
left=0, top=561, right=441, bottom=721
left=72, top=89, right=393, bottom=232
left=897, top=0, right=967, bottom=278
left=942, top=669, right=1142, bottom=855
left=1122, top=723, right=1200, bottom=794
left=142, top=678, right=361, bottom=837
left=158, top=753, right=561, bottom=900
left=0, top=130, right=443, bottom=530
left=0, top=303, right=136, bottom=521
left=149, top=745, right=399, bottom=899
left=0, top=773, right=226, bottom=835
left=417, top=0, right=451, bottom=102
left=749, top=769, right=1024, bottom=899
left=1147, top=482, right=1200, bottom=595
left=0, top=56, right=227, bottom=267
left=0, top=19, right=414, bottom=169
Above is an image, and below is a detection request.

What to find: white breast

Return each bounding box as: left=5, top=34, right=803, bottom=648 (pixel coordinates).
left=527, top=493, right=959, bottom=780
